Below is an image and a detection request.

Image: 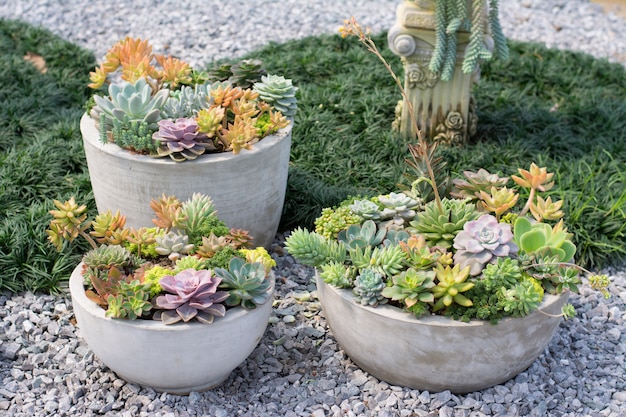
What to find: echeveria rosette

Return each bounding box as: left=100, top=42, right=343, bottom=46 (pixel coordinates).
left=453, top=214, right=518, bottom=276
left=153, top=118, right=216, bottom=162
left=154, top=269, right=229, bottom=324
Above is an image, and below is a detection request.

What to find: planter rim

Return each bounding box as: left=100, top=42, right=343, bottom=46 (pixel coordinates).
left=318, top=275, right=568, bottom=327
left=80, top=113, right=293, bottom=165
left=70, top=262, right=275, bottom=331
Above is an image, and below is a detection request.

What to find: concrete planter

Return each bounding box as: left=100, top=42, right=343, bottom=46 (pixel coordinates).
left=80, top=114, right=292, bottom=249
left=70, top=263, right=274, bottom=394
left=316, top=274, right=569, bottom=393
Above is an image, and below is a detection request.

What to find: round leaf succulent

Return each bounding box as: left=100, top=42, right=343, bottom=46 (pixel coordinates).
left=153, top=117, right=216, bottom=161
left=154, top=269, right=229, bottom=324
left=253, top=74, right=298, bottom=118
left=453, top=214, right=518, bottom=276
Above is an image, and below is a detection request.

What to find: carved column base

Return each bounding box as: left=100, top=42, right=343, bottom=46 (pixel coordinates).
left=388, top=0, right=479, bottom=145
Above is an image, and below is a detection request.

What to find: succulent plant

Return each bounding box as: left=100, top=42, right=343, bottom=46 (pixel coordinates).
left=451, top=169, right=510, bottom=201
left=195, top=233, right=232, bottom=259
left=173, top=256, right=209, bottom=273
left=381, top=194, right=422, bottom=227
left=155, top=231, right=194, bottom=261
left=106, top=279, right=153, bottom=320
left=480, top=257, right=523, bottom=290
left=175, top=193, right=217, bottom=237
left=285, top=228, right=346, bottom=267
left=82, top=244, right=134, bottom=272
left=410, top=198, right=479, bottom=249
left=453, top=214, right=518, bottom=276
left=337, top=220, right=386, bottom=250
left=109, top=118, right=158, bottom=153
left=240, top=247, right=276, bottom=274
left=319, top=261, right=356, bottom=288
left=93, top=78, right=169, bottom=126
left=47, top=197, right=96, bottom=251
left=381, top=268, right=436, bottom=315
left=315, top=206, right=363, bottom=240
left=90, top=210, right=127, bottom=245
left=149, top=194, right=183, bottom=230
left=352, top=268, right=388, bottom=307
left=125, top=227, right=158, bottom=259
left=153, top=117, right=216, bottom=161
left=432, top=263, right=474, bottom=312
left=349, top=199, right=381, bottom=221
left=229, top=60, right=267, bottom=89
left=498, top=277, right=544, bottom=317
left=214, top=257, right=272, bottom=309
left=514, top=216, right=576, bottom=263
left=399, top=235, right=444, bottom=270
left=479, top=187, right=519, bottom=220
left=529, top=195, right=564, bottom=222
left=161, top=83, right=212, bottom=119
left=253, top=74, right=298, bottom=118
left=140, top=264, right=171, bottom=297
left=154, top=269, right=229, bottom=324
left=350, top=244, right=406, bottom=278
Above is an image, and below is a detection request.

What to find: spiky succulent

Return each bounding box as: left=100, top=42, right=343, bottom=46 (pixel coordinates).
left=154, top=269, right=229, bottom=324
left=319, top=261, right=356, bottom=288
left=453, top=214, right=518, bottom=276
left=410, top=198, right=479, bottom=249
left=214, top=257, right=273, bottom=309
left=285, top=228, right=346, bottom=267
left=352, top=268, right=388, bottom=307
left=349, top=245, right=406, bottom=278
left=175, top=193, right=217, bottom=236
left=253, top=74, right=298, bottom=118
left=155, top=232, right=194, bottom=261
left=153, top=118, right=216, bottom=161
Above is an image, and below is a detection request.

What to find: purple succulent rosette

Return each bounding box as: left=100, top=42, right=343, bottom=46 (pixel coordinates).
left=154, top=268, right=229, bottom=324
left=453, top=214, right=518, bottom=276
left=153, top=117, right=215, bottom=161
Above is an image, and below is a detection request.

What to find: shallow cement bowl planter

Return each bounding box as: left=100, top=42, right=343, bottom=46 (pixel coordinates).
left=80, top=114, right=292, bottom=249
left=316, top=274, right=569, bottom=394
left=70, top=263, right=274, bottom=394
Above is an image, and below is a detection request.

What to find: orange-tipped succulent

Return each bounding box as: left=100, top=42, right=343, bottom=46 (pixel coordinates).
left=511, top=163, right=555, bottom=192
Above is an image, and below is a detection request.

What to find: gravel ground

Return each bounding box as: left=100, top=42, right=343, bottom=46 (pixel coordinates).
left=1, top=1, right=625, bottom=416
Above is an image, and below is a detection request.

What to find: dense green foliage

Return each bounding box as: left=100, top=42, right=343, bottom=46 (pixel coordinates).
left=1, top=19, right=624, bottom=292
left=0, top=19, right=96, bottom=293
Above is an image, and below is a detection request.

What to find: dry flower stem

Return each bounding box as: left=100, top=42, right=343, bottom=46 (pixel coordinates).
left=340, top=17, right=443, bottom=213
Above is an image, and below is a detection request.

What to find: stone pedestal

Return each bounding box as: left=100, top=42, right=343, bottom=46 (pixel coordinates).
left=388, top=0, right=478, bottom=144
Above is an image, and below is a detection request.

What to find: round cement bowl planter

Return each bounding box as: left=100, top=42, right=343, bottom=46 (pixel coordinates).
left=70, top=263, right=274, bottom=394
left=316, top=274, right=569, bottom=394
left=80, top=114, right=292, bottom=249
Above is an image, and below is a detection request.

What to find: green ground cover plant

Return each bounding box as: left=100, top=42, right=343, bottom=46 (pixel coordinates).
left=1, top=19, right=624, bottom=292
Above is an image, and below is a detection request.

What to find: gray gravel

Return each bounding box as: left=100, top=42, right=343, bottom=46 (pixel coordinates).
left=1, top=1, right=626, bottom=416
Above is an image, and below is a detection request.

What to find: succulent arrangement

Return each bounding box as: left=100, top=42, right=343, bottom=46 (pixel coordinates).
left=297, top=18, right=610, bottom=324
left=47, top=193, right=275, bottom=323
left=88, top=37, right=297, bottom=161
left=286, top=163, right=610, bottom=323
